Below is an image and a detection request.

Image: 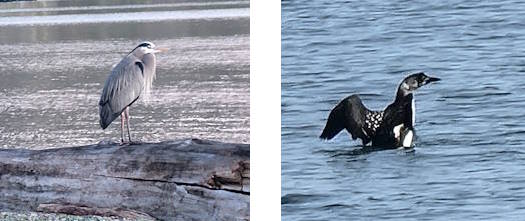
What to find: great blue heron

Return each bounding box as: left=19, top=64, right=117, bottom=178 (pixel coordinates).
left=99, top=41, right=167, bottom=144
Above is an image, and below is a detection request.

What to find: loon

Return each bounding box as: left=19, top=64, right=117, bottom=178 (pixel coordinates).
left=320, top=72, right=440, bottom=148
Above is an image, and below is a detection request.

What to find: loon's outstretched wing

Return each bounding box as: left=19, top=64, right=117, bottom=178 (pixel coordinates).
left=320, top=95, right=375, bottom=144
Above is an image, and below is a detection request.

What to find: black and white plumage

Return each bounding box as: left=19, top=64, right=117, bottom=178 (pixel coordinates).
left=99, top=41, right=167, bottom=144
left=320, top=72, right=440, bottom=148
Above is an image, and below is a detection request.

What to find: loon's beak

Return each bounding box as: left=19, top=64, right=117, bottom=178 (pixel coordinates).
left=426, top=76, right=441, bottom=83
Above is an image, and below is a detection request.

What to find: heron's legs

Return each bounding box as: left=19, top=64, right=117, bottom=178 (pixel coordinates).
left=125, top=107, right=132, bottom=143
left=120, top=112, right=126, bottom=144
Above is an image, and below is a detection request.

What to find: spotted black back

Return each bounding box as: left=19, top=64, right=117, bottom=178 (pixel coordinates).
left=364, top=111, right=384, bottom=135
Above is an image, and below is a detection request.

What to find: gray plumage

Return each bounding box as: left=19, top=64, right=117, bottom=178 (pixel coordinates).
left=98, top=41, right=166, bottom=143
left=99, top=55, right=144, bottom=129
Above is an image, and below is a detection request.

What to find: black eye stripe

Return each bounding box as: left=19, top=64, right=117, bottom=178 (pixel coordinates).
left=138, top=43, right=151, bottom=48
left=129, top=43, right=153, bottom=54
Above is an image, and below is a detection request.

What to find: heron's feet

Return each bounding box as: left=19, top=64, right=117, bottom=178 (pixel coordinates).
left=128, top=139, right=143, bottom=145
left=119, top=138, right=143, bottom=145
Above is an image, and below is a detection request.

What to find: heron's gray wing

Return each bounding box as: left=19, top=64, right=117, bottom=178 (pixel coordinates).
left=320, top=95, right=371, bottom=143
left=99, top=57, right=144, bottom=129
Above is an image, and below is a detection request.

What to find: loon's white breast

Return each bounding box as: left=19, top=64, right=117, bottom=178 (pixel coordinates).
left=411, top=96, right=415, bottom=126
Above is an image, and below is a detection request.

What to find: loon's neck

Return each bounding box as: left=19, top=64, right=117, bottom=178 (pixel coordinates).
left=394, top=87, right=413, bottom=105
left=392, top=87, right=416, bottom=127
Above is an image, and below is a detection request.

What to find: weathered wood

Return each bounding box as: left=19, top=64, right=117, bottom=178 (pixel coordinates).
left=0, top=139, right=250, bottom=221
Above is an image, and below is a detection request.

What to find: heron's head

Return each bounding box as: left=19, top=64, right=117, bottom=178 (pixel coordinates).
left=130, top=41, right=168, bottom=57
left=398, top=72, right=440, bottom=96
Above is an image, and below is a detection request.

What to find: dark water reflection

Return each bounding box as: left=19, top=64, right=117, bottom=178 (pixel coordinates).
left=0, top=0, right=249, bottom=149
left=282, top=0, right=525, bottom=220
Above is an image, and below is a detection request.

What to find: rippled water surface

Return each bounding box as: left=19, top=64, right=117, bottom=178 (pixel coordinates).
left=0, top=0, right=249, bottom=149
left=282, top=0, right=525, bottom=220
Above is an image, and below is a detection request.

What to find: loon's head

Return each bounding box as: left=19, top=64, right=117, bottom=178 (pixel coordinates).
left=398, top=72, right=440, bottom=96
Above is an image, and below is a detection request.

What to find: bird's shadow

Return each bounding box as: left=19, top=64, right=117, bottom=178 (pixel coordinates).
left=318, top=145, right=415, bottom=158
left=97, top=139, right=145, bottom=146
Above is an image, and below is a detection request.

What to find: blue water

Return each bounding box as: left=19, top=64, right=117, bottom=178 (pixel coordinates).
left=282, top=0, right=525, bottom=220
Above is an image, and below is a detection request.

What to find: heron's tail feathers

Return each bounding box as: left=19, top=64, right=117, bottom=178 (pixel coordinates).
left=99, top=103, right=118, bottom=129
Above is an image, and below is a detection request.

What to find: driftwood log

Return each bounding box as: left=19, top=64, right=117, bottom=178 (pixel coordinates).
left=0, top=139, right=249, bottom=220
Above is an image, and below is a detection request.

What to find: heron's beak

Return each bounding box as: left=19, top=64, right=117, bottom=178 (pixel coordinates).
left=153, top=47, right=169, bottom=53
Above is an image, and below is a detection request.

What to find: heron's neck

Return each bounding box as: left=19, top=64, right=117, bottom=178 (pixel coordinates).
left=142, top=53, right=156, bottom=75
left=141, top=53, right=157, bottom=102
